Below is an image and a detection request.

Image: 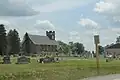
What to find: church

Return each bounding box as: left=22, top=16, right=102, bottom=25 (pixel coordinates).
left=21, top=31, right=58, bottom=56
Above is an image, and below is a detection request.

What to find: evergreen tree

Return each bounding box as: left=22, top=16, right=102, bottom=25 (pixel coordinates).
left=7, top=29, right=13, bottom=55
left=23, top=32, right=31, bottom=55
left=0, top=24, right=7, bottom=55
left=7, top=29, right=20, bottom=55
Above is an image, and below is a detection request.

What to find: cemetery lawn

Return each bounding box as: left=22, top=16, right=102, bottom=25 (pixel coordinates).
left=0, top=58, right=120, bottom=80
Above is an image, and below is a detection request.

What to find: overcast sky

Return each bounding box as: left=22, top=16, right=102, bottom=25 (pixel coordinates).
left=0, top=0, right=120, bottom=51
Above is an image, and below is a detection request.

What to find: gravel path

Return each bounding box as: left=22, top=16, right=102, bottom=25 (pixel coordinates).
left=82, top=74, right=120, bottom=80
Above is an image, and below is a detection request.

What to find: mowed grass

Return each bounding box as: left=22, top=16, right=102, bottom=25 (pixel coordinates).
left=0, top=58, right=120, bottom=80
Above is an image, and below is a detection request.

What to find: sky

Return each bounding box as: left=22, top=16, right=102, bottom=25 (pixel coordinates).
left=0, top=0, right=120, bottom=51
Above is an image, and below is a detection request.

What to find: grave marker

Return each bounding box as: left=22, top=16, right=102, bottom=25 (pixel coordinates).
left=3, top=56, right=11, bottom=64
left=16, top=56, right=30, bottom=64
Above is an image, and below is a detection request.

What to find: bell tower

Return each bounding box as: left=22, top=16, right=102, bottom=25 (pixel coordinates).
left=46, top=31, right=55, bottom=40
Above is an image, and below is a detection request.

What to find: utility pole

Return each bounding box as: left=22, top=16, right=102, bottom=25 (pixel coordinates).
left=94, top=35, right=100, bottom=75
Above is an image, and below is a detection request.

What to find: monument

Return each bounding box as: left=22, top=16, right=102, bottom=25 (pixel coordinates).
left=16, top=56, right=30, bottom=64
left=2, top=45, right=11, bottom=64
left=37, top=56, right=58, bottom=63
left=2, top=56, right=11, bottom=64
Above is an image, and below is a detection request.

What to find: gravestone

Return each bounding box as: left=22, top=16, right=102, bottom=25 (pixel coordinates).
left=37, top=56, right=57, bottom=63
left=55, top=57, right=59, bottom=63
left=16, top=56, right=30, bottom=64
left=3, top=56, right=11, bottom=64
left=2, top=45, right=11, bottom=64
left=106, top=55, right=113, bottom=62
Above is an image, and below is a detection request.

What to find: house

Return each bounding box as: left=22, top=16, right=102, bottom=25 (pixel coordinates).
left=105, top=43, right=120, bottom=58
left=21, top=31, right=58, bottom=56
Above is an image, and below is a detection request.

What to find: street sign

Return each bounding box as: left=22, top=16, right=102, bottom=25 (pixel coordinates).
left=94, top=35, right=100, bottom=44
left=94, top=35, right=100, bottom=75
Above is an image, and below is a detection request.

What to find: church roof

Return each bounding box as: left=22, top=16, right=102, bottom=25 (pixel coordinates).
left=28, top=34, right=58, bottom=45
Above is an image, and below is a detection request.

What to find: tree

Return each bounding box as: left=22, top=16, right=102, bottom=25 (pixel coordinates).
left=23, top=32, right=31, bottom=55
left=7, top=29, right=20, bottom=55
left=57, top=41, right=85, bottom=56
left=98, top=45, right=104, bottom=55
left=7, top=29, right=13, bottom=55
left=73, top=42, right=85, bottom=55
left=0, top=24, right=7, bottom=55
left=63, top=45, right=70, bottom=55
left=92, top=51, right=96, bottom=58
left=83, top=50, right=91, bottom=58
left=57, top=41, right=69, bottom=55
left=69, top=42, right=74, bottom=55
left=116, top=36, right=120, bottom=43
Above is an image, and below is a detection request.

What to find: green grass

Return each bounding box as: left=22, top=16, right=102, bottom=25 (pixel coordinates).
left=0, top=58, right=120, bottom=80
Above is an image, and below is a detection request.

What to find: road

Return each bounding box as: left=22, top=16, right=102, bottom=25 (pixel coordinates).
left=82, top=74, right=120, bottom=80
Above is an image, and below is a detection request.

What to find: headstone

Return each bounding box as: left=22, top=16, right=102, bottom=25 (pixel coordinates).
left=16, top=56, right=30, bottom=64
left=106, top=58, right=109, bottom=62
left=55, top=57, right=59, bottom=63
left=37, top=56, right=56, bottom=63
left=37, top=58, right=44, bottom=63
left=2, top=45, right=11, bottom=64
left=3, top=56, right=11, bottom=64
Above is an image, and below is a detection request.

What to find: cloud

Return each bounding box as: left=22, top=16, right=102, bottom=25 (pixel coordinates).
left=26, top=20, right=70, bottom=43
left=0, top=0, right=38, bottom=16
left=94, top=1, right=115, bottom=13
left=1, top=19, right=21, bottom=28
left=94, top=0, right=120, bottom=22
left=34, top=20, right=55, bottom=31
left=84, top=26, right=120, bottom=46
left=68, top=26, right=120, bottom=51
left=34, top=0, right=94, bottom=12
left=68, top=30, right=95, bottom=51
left=78, top=18, right=100, bottom=29
left=69, top=31, right=79, bottom=36
left=55, top=28, right=70, bottom=42
left=0, top=20, right=21, bottom=34
left=0, top=20, right=11, bottom=31
left=69, top=31, right=80, bottom=41
left=0, top=20, right=10, bottom=25
left=100, top=27, right=120, bottom=45
left=26, top=20, right=56, bottom=36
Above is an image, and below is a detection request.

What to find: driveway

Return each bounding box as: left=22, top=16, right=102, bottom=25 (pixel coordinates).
left=82, top=74, right=120, bottom=80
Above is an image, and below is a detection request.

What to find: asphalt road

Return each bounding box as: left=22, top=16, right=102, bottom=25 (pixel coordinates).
left=82, top=74, right=120, bottom=80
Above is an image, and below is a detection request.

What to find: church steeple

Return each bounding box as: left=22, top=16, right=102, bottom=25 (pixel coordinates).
left=46, top=31, right=55, bottom=40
